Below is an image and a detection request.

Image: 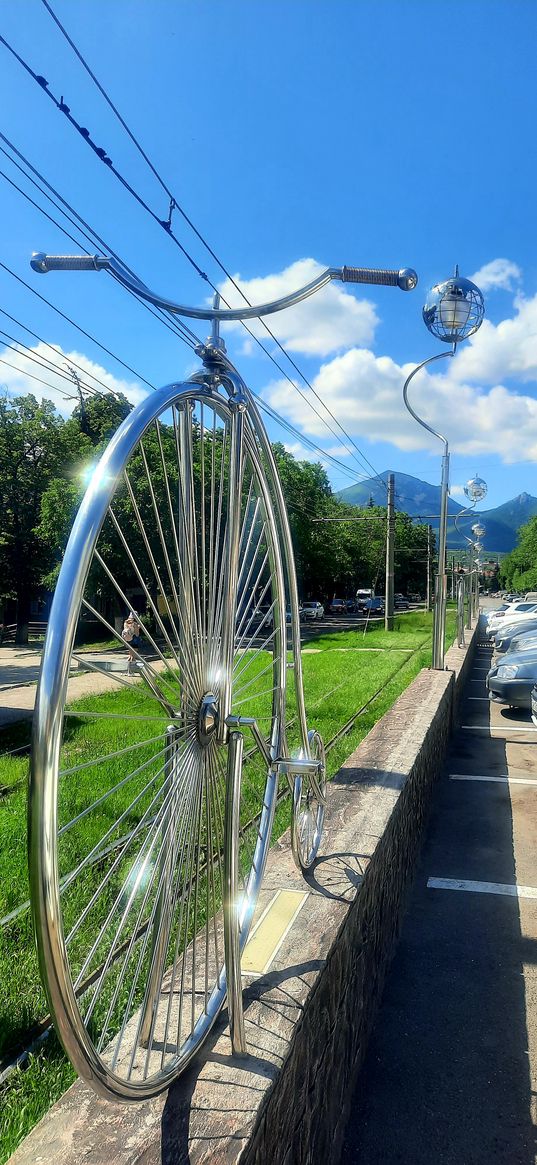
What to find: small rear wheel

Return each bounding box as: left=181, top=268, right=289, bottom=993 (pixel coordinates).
left=291, top=729, right=326, bottom=870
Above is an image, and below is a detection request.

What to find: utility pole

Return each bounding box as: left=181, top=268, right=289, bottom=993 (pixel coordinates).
left=385, top=472, right=395, bottom=630
left=426, top=525, right=433, bottom=612
left=66, top=364, right=88, bottom=432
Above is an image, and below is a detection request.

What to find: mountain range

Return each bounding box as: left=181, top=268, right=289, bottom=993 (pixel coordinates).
left=337, top=470, right=537, bottom=554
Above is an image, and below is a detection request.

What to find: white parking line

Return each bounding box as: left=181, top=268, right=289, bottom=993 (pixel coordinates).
left=450, top=774, right=537, bottom=786
left=461, top=724, right=537, bottom=732
left=427, top=877, right=537, bottom=899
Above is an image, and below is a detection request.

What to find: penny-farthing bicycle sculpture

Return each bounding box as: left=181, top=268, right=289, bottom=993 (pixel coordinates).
left=28, top=251, right=417, bottom=1101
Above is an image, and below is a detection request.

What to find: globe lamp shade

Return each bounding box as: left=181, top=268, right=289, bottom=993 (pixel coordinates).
left=423, top=276, right=485, bottom=344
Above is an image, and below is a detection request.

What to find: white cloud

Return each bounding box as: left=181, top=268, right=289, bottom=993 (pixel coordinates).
left=266, top=338, right=537, bottom=465
left=469, top=258, right=522, bottom=293
left=216, top=258, right=379, bottom=357
left=446, top=292, right=537, bottom=386
left=0, top=342, right=147, bottom=413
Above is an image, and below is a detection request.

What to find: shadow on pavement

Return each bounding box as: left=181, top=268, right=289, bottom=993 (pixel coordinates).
left=343, top=676, right=536, bottom=1163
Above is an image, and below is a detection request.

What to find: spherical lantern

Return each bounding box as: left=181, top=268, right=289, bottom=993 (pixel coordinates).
left=423, top=276, right=485, bottom=344
left=474, top=541, right=483, bottom=553
left=464, top=475, right=488, bottom=503
left=472, top=522, right=486, bottom=537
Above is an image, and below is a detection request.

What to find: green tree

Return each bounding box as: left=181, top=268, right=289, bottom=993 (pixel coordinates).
left=0, top=394, right=91, bottom=643
left=72, top=391, right=132, bottom=445
left=500, top=516, right=537, bottom=591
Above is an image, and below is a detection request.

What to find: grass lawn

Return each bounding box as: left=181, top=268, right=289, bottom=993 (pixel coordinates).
left=0, top=609, right=455, bottom=1160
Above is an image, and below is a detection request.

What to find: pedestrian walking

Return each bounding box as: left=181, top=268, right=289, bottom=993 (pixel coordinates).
left=122, top=611, right=141, bottom=675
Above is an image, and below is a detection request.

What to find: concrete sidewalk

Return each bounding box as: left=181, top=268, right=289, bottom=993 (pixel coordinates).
left=0, top=645, right=135, bottom=728
left=343, top=615, right=537, bottom=1163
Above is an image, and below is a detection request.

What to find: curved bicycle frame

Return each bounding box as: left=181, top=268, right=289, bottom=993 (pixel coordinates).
left=29, top=247, right=416, bottom=1091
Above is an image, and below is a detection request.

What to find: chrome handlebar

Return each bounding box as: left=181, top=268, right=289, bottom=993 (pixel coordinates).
left=30, top=252, right=418, bottom=321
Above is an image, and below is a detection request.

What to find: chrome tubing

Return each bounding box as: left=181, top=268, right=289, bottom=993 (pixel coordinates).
left=223, top=731, right=246, bottom=1055
left=457, top=577, right=465, bottom=648
left=432, top=448, right=450, bottom=670
left=138, top=725, right=178, bottom=1048
left=31, top=253, right=417, bottom=322
left=465, top=575, right=472, bottom=630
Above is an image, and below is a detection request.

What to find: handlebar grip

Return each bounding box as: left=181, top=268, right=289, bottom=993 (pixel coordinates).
left=341, top=266, right=418, bottom=291
left=30, top=252, right=109, bottom=273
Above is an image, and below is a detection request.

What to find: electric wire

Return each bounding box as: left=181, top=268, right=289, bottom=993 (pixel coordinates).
left=0, top=329, right=116, bottom=402
left=0, top=133, right=377, bottom=488
left=0, top=134, right=202, bottom=353
left=0, top=259, right=157, bottom=389
left=0, top=304, right=127, bottom=398
left=1, top=24, right=389, bottom=495
left=0, top=356, right=76, bottom=402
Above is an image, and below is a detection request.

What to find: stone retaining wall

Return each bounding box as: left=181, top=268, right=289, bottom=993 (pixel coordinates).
left=9, top=624, right=477, bottom=1165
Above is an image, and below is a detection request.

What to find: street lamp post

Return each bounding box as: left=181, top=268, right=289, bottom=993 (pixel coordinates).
left=464, top=476, right=488, bottom=618
left=402, top=273, right=485, bottom=669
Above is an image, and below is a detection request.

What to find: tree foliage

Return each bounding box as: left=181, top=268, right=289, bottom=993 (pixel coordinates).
left=500, top=515, right=537, bottom=591
left=0, top=394, right=91, bottom=642
left=1, top=392, right=430, bottom=643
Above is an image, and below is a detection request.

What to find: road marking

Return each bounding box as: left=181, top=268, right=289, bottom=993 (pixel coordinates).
left=241, top=889, right=308, bottom=975
left=427, top=877, right=537, bottom=899
left=450, top=774, right=537, bottom=785
left=461, top=724, right=537, bottom=732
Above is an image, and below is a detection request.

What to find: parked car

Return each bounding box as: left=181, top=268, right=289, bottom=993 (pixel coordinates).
left=301, top=601, right=324, bottom=621
left=363, top=597, right=385, bottom=616
left=486, top=602, right=537, bottom=636
left=286, top=604, right=304, bottom=623
left=394, top=593, right=410, bottom=609
left=494, top=620, right=537, bottom=654
left=329, top=598, right=346, bottom=616
left=487, top=647, right=537, bottom=709
left=252, top=605, right=274, bottom=630
left=409, top=593, right=422, bottom=604
left=345, top=598, right=356, bottom=613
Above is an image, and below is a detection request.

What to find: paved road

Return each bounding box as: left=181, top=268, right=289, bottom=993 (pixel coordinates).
left=343, top=604, right=537, bottom=1163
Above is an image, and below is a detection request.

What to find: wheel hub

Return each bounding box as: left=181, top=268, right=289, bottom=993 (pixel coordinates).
left=197, top=692, right=219, bottom=745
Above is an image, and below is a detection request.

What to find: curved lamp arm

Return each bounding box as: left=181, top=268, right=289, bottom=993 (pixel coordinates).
left=402, top=350, right=453, bottom=452
left=30, top=253, right=417, bottom=322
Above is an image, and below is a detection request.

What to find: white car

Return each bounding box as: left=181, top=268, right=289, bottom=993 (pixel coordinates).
left=487, top=602, right=537, bottom=636
left=301, top=601, right=325, bottom=621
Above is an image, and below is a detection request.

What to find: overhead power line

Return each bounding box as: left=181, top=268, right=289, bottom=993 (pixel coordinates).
left=0, top=135, right=377, bottom=491
left=0, top=134, right=202, bottom=353
left=3, top=17, right=389, bottom=494
left=0, top=304, right=125, bottom=397
left=0, top=259, right=156, bottom=390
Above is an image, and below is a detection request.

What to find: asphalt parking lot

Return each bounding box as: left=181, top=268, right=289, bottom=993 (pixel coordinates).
left=343, top=606, right=537, bottom=1164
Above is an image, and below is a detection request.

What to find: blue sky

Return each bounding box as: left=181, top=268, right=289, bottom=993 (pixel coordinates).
left=1, top=0, right=536, bottom=510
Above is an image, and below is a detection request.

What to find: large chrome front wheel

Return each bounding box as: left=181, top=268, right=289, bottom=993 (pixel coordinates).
left=29, top=382, right=286, bottom=1101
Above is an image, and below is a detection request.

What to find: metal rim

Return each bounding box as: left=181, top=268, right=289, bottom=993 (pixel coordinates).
left=291, top=729, right=326, bottom=870
left=29, top=381, right=287, bottom=1100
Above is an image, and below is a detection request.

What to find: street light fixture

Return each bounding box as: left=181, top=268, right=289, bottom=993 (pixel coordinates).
left=403, top=271, right=485, bottom=669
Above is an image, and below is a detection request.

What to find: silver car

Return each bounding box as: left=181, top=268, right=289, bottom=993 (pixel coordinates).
left=302, top=601, right=325, bottom=621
